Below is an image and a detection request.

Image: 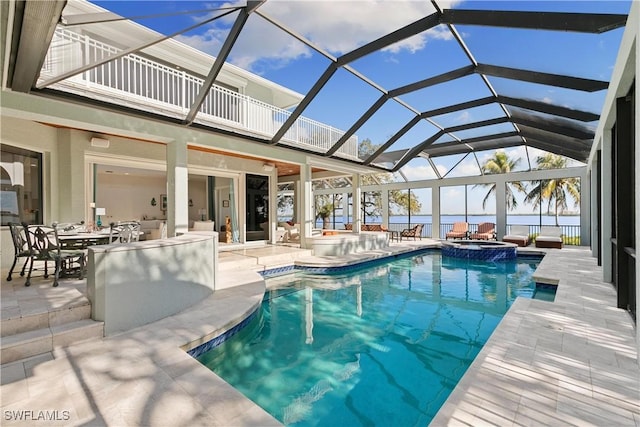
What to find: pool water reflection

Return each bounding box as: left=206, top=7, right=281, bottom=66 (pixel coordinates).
left=196, top=250, right=542, bottom=426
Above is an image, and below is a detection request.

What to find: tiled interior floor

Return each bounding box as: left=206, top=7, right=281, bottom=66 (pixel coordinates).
left=1, top=242, right=638, bottom=426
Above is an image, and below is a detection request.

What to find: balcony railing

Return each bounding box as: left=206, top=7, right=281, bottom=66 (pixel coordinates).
left=40, top=28, right=359, bottom=159
left=309, top=219, right=581, bottom=245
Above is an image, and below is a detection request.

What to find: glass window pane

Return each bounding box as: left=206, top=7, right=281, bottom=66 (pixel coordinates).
left=1, top=145, right=42, bottom=226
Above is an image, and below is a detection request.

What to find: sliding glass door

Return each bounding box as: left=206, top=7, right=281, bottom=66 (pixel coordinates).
left=246, top=174, right=269, bottom=241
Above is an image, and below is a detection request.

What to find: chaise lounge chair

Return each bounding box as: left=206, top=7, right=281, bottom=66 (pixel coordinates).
left=280, top=222, right=300, bottom=243
left=445, top=222, right=468, bottom=240
left=502, top=225, right=530, bottom=247
left=470, top=222, right=495, bottom=240
left=535, top=226, right=563, bottom=249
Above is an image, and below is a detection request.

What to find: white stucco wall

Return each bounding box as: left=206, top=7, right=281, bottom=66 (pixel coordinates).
left=88, top=233, right=217, bottom=336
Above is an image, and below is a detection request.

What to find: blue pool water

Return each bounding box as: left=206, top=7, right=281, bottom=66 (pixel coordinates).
left=196, top=250, right=542, bottom=426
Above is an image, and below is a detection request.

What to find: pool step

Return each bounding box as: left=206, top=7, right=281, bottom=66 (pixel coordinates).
left=218, top=248, right=313, bottom=272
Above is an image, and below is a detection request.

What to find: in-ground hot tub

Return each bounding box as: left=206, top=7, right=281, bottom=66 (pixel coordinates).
left=441, top=240, right=517, bottom=261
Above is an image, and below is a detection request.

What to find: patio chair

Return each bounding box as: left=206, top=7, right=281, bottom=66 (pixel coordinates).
left=282, top=222, right=300, bottom=243
left=109, top=221, right=141, bottom=243
left=502, top=225, right=530, bottom=247
left=400, top=224, right=423, bottom=241
left=191, top=220, right=215, bottom=231
left=445, top=222, right=469, bottom=240
left=535, top=226, right=563, bottom=249
left=6, top=222, right=35, bottom=282
left=22, top=223, right=86, bottom=287
left=470, top=222, right=495, bottom=240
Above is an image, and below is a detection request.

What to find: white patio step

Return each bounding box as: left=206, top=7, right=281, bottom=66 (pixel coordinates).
left=1, top=302, right=91, bottom=337
left=0, top=319, right=104, bottom=365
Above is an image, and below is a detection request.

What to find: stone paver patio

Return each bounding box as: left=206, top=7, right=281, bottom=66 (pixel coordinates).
left=1, top=243, right=638, bottom=426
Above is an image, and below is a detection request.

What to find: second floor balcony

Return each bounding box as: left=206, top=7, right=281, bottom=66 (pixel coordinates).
left=39, top=28, right=359, bottom=160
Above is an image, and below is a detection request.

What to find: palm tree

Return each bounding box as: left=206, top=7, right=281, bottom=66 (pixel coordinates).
left=474, top=151, right=526, bottom=210
left=315, top=194, right=337, bottom=229
left=524, top=153, right=580, bottom=226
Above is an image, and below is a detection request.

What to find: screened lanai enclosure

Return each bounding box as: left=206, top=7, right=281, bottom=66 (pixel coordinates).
left=4, top=0, right=630, bottom=246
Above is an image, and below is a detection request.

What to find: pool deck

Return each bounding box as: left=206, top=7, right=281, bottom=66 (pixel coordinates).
left=1, top=241, right=638, bottom=426
left=432, top=246, right=640, bottom=426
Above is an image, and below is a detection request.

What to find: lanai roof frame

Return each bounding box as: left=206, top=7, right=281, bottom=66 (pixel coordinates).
left=4, top=0, right=629, bottom=180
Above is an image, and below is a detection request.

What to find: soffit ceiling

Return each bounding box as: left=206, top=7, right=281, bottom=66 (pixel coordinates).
left=4, top=0, right=630, bottom=178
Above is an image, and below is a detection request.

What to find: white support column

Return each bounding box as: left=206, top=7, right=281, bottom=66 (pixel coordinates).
left=238, top=174, right=246, bottom=243
left=432, top=185, right=440, bottom=239
left=269, top=170, right=278, bottom=244
left=166, top=140, right=189, bottom=237
left=495, top=177, right=507, bottom=240
left=580, top=168, right=591, bottom=246
left=601, top=132, right=613, bottom=282
left=382, top=189, right=390, bottom=228
left=589, top=157, right=598, bottom=258
left=342, top=192, right=349, bottom=227
left=352, top=173, right=361, bottom=234
left=300, top=164, right=314, bottom=248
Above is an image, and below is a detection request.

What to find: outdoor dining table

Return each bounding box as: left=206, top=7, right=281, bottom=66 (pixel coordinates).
left=56, top=230, right=120, bottom=278
left=57, top=231, right=112, bottom=249
left=57, top=229, right=145, bottom=249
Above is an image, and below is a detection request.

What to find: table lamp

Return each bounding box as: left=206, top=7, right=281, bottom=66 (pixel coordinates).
left=95, top=208, right=106, bottom=228
left=198, top=208, right=207, bottom=221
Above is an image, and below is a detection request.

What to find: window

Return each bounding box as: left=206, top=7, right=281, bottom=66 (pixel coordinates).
left=0, top=145, right=42, bottom=226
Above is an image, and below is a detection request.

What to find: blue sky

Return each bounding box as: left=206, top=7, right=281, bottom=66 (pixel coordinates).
left=88, top=0, right=630, bottom=214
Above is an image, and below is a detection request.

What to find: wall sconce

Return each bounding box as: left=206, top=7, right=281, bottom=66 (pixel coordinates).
left=95, top=208, right=106, bottom=228
left=90, top=137, right=110, bottom=148
left=189, top=199, right=194, bottom=207
left=151, top=197, right=157, bottom=206
left=262, top=163, right=274, bottom=172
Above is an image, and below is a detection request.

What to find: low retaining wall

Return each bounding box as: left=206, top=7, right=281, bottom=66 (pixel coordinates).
left=87, top=233, right=218, bottom=335
left=310, top=231, right=389, bottom=256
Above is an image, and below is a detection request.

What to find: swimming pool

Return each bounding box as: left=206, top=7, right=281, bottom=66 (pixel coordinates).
left=196, top=250, right=542, bottom=426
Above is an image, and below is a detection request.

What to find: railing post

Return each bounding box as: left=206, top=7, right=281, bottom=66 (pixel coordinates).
left=242, top=94, right=247, bottom=130
left=181, top=71, right=187, bottom=114
left=83, top=34, right=90, bottom=87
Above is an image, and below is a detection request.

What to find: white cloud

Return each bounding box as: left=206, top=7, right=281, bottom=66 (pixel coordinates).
left=444, top=187, right=462, bottom=198
left=401, top=163, right=440, bottom=181
left=430, top=163, right=449, bottom=177
left=447, top=156, right=480, bottom=177
left=383, top=25, right=453, bottom=54
left=175, top=0, right=462, bottom=72
left=454, top=111, right=471, bottom=123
